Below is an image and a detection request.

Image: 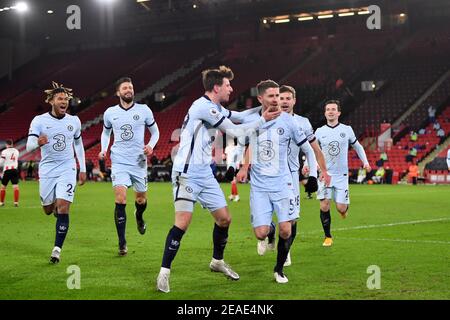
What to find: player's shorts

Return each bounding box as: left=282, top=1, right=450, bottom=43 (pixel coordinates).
left=249, top=187, right=298, bottom=228
left=1, top=169, right=19, bottom=186
left=39, top=173, right=77, bottom=206
left=317, top=174, right=350, bottom=204
left=291, top=171, right=300, bottom=215
left=111, top=163, right=147, bottom=193
left=172, top=171, right=227, bottom=213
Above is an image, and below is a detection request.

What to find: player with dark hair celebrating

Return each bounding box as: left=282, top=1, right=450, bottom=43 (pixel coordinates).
left=156, top=66, right=280, bottom=293
left=26, top=82, right=86, bottom=263
left=315, top=100, right=371, bottom=247
left=99, top=77, right=160, bottom=256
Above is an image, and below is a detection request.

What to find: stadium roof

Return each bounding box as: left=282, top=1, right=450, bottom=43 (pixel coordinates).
left=0, top=0, right=449, bottom=47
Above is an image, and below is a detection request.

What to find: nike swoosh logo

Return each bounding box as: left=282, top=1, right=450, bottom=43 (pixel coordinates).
left=113, top=118, right=119, bottom=120
left=46, top=127, right=52, bottom=129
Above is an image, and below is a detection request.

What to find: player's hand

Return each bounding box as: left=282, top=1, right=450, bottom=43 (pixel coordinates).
left=98, top=151, right=106, bottom=160
left=38, top=135, right=48, bottom=146
left=304, top=176, right=318, bottom=193
left=321, top=170, right=331, bottom=187
left=364, top=164, right=372, bottom=172
left=302, top=165, right=309, bottom=176
left=236, top=168, right=248, bottom=183
left=78, top=172, right=86, bottom=186
left=262, top=106, right=281, bottom=122
left=143, top=145, right=153, bottom=156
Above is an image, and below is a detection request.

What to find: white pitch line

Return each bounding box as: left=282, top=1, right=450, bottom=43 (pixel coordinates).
left=329, top=237, right=450, bottom=245
left=301, top=234, right=450, bottom=245
left=303, top=217, right=450, bottom=235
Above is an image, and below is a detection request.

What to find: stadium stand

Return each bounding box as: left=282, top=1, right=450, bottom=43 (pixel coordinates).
left=2, top=14, right=449, bottom=183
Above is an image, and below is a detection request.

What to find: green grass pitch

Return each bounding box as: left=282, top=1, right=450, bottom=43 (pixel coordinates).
left=0, top=181, right=449, bottom=300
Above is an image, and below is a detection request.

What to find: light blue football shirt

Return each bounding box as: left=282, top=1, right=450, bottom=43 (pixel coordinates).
left=173, top=96, right=227, bottom=177
left=239, top=109, right=308, bottom=192
left=103, top=103, right=156, bottom=166
left=315, top=123, right=357, bottom=176
left=28, top=112, right=82, bottom=178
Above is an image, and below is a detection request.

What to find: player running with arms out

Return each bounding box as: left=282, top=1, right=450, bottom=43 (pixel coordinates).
left=236, top=80, right=318, bottom=283
left=315, top=100, right=371, bottom=247
left=99, top=77, right=160, bottom=256
left=156, top=66, right=281, bottom=293
left=26, top=82, right=86, bottom=263
left=0, top=139, right=20, bottom=207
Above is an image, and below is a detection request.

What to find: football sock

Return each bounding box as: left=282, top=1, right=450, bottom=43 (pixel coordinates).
left=55, top=214, right=69, bottom=248
left=231, top=181, right=238, bottom=196
left=267, top=221, right=276, bottom=243
left=13, top=188, right=19, bottom=203
left=114, top=203, right=127, bottom=247
left=0, top=189, right=5, bottom=203
left=161, top=225, right=185, bottom=269
left=320, top=210, right=332, bottom=238
left=135, top=201, right=147, bottom=221
left=213, top=223, right=229, bottom=260
left=274, top=235, right=291, bottom=274
left=290, top=222, right=297, bottom=245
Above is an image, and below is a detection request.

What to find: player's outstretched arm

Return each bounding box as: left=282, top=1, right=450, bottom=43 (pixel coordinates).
left=310, top=140, right=331, bottom=186
left=301, top=141, right=317, bottom=179
left=227, top=107, right=262, bottom=123
left=301, top=141, right=320, bottom=192
left=217, top=108, right=280, bottom=137
left=99, top=126, right=112, bottom=159
left=290, top=117, right=317, bottom=179
left=144, top=122, right=160, bottom=156
left=74, top=136, right=86, bottom=186
left=352, top=141, right=371, bottom=172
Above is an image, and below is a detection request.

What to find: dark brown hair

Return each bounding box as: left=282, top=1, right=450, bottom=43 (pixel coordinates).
left=202, top=66, right=234, bottom=92
left=256, top=80, right=279, bottom=96
left=324, top=99, right=341, bottom=112
left=280, top=85, right=296, bottom=99
left=115, top=77, right=132, bottom=91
